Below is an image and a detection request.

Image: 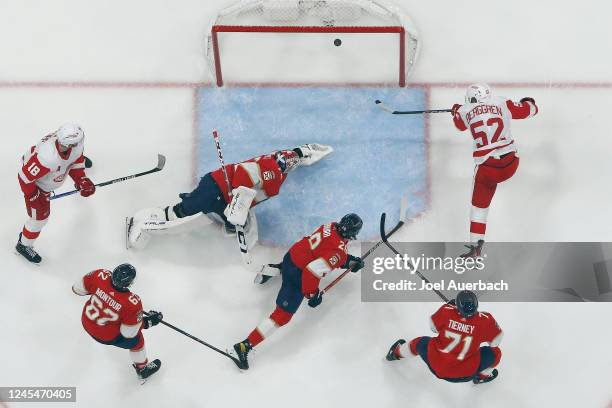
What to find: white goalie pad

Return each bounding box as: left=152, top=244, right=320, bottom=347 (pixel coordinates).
left=127, top=207, right=210, bottom=249
left=298, top=143, right=333, bottom=166
left=224, top=186, right=257, bottom=226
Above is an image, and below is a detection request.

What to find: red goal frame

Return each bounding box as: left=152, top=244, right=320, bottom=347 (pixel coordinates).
left=210, top=25, right=407, bottom=87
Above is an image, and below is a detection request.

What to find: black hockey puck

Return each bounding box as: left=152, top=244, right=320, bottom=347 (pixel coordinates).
left=334, top=38, right=342, bottom=46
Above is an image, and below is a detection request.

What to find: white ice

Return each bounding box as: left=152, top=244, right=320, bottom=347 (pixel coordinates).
left=1, top=1, right=611, bottom=407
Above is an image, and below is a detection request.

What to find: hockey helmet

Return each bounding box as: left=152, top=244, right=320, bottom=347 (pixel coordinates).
left=56, top=123, right=84, bottom=147
left=456, top=290, right=478, bottom=318
left=111, top=263, right=137, bottom=291
left=465, top=83, right=491, bottom=104
left=274, top=150, right=299, bottom=174
left=337, top=213, right=363, bottom=240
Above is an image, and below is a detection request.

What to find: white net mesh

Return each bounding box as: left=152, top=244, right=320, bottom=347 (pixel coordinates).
left=206, top=0, right=419, bottom=85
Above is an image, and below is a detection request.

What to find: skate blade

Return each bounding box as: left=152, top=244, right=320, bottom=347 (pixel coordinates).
left=14, top=250, right=41, bottom=266
left=125, top=217, right=133, bottom=250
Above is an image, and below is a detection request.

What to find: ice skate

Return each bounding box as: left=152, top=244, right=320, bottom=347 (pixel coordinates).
left=15, top=233, right=42, bottom=264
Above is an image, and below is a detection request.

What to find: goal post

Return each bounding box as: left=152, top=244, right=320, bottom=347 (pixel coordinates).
left=206, top=0, right=419, bottom=87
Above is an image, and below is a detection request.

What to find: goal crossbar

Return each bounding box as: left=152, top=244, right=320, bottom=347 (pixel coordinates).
left=210, top=24, right=407, bottom=87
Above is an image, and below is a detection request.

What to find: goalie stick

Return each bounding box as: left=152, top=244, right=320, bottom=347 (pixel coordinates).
left=375, top=100, right=452, bottom=115
left=379, top=213, right=449, bottom=302
left=212, top=129, right=255, bottom=269
left=144, top=312, right=246, bottom=369
left=51, top=154, right=166, bottom=200
left=322, top=197, right=408, bottom=294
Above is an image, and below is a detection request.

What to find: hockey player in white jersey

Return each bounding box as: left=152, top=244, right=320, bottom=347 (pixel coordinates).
left=451, top=84, right=538, bottom=257
left=16, top=124, right=96, bottom=263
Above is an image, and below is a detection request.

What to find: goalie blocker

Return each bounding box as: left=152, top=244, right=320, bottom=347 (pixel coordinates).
left=126, top=143, right=333, bottom=250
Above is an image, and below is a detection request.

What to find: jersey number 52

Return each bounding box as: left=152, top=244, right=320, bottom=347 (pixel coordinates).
left=469, top=118, right=505, bottom=148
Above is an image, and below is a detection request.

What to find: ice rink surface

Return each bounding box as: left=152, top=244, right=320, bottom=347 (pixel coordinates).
left=1, top=1, right=612, bottom=407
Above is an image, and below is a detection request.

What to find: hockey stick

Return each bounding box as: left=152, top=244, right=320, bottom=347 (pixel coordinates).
left=322, top=197, right=408, bottom=294
left=144, top=312, right=245, bottom=369
left=375, top=100, right=452, bottom=115
left=51, top=154, right=166, bottom=200
left=379, top=213, right=449, bottom=302
left=212, top=129, right=254, bottom=268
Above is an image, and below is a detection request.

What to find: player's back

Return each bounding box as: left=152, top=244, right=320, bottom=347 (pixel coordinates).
left=428, top=304, right=502, bottom=378
left=289, top=223, right=347, bottom=272
left=80, top=269, right=142, bottom=342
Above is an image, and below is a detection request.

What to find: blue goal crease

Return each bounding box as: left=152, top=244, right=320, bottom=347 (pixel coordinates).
left=196, top=87, right=427, bottom=247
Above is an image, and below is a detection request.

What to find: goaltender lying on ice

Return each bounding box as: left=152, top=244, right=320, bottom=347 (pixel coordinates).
left=126, top=143, right=333, bottom=250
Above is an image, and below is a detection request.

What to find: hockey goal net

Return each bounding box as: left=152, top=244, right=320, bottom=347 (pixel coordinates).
left=206, top=0, right=419, bottom=86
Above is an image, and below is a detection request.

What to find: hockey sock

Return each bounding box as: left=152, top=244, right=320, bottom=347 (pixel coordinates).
left=247, top=317, right=277, bottom=347
left=21, top=218, right=48, bottom=246
left=130, top=346, right=148, bottom=368
left=20, top=228, right=37, bottom=246
left=469, top=205, right=489, bottom=242
left=247, top=307, right=294, bottom=347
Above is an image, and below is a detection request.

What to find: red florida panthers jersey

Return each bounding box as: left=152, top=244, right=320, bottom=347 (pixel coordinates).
left=289, top=223, right=349, bottom=297
left=427, top=304, right=503, bottom=378
left=80, top=269, right=144, bottom=341
left=210, top=153, right=289, bottom=205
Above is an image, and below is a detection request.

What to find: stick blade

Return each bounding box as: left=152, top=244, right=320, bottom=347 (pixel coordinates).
left=156, top=154, right=166, bottom=170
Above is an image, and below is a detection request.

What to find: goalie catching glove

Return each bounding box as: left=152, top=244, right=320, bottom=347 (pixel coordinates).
left=293, top=143, right=333, bottom=166
left=224, top=186, right=257, bottom=226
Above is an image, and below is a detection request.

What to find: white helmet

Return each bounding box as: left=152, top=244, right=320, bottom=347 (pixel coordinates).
left=56, top=123, right=84, bottom=147
left=465, top=83, right=491, bottom=104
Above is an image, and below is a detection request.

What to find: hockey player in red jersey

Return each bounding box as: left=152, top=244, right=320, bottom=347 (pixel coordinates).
left=72, top=264, right=164, bottom=381
left=127, top=143, right=333, bottom=248
left=451, top=84, right=538, bottom=256
left=386, top=290, right=503, bottom=384
left=16, top=124, right=96, bottom=263
left=231, top=214, right=364, bottom=369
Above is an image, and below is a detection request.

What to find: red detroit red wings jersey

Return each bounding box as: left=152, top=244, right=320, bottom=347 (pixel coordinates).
left=80, top=269, right=144, bottom=341
left=289, top=223, right=349, bottom=297
left=19, top=133, right=86, bottom=194
left=452, top=96, right=538, bottom=164
left=210, top=153, right=289, bottom=205
left=427, top=304, right=502, bottom=378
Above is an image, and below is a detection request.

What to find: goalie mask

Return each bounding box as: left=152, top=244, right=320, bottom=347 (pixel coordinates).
left=274, top=150, right=299, bottom=174
left=465, top=83, right=491, bottom=104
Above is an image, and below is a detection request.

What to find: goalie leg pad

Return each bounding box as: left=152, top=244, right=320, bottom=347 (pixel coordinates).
left=224, top=186, right=256, bottom=226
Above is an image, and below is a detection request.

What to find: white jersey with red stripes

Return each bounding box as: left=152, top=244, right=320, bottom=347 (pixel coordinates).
left=19, top=133, right=85, bottom=192
left=453, top=96, right=537, bottom=164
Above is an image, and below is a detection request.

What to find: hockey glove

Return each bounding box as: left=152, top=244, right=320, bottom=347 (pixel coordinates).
left=143, top=310, right=163, bottom=329
left=76, top=177, right=96, bottom=197
left=307, top=289, right=323, bottom=308
left=451, top=103, right=461, bottom=116
left=342, top=254, right=365, bottom=273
